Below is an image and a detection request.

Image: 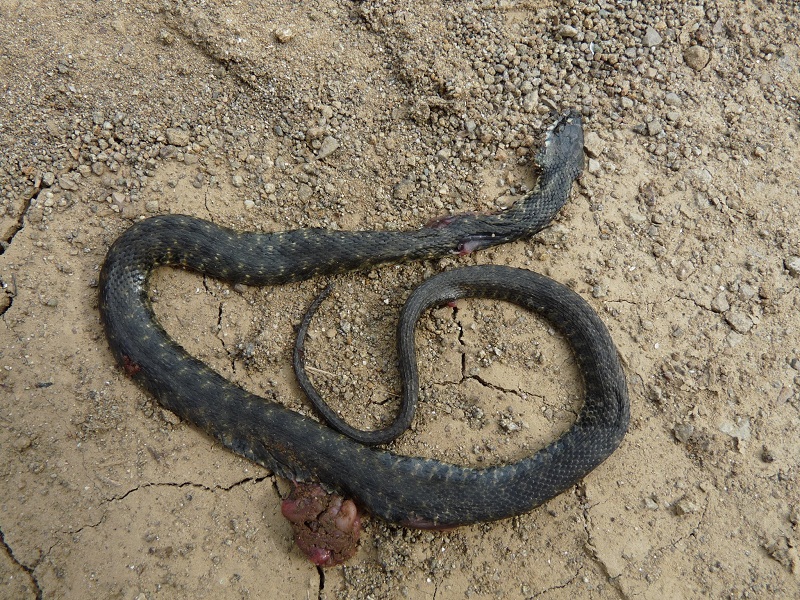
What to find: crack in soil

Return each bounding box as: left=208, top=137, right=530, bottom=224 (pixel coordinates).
left=581, top=491, right=711, bottom=599
left=0, top=183, right=37, bottom=255
left=468, top=373, right=524, bottom=397
left=652, top=496, right=710, bottom=558
left=214, top=300, right=241, bottom=375
left=580, top=487, right=629, bottom=600
left=129, top=474, right=272, bottom=499
left=0, top=526, right=43, bottom=600
left=455, top=305, right=466, bottom=378
left=0, top=273, right=16, bottom=318
left=61, top=475, right=272, bottom=539
left=674, top=293, right=715, bottom=313
left=0, top=178, right=36, bottom=317
left=604, top=298, right=636, bottom=305
left=529, top=568, right=583, bottom=598
left=316, top=565, right=325, bottom=599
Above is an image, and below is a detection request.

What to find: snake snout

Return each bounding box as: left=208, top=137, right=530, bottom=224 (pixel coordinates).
left=539, top=110, right=585, bottom=175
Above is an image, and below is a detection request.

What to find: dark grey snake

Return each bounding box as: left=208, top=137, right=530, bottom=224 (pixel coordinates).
left=99, top=111, right=629, bottom=560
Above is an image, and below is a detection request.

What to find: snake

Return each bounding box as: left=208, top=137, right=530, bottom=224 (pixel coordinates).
left=99, top=110, right=629, bottom=563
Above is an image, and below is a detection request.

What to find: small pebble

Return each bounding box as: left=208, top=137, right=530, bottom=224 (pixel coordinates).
left=684, top=46, right=710, bottom=71
left=674, top=498, right=699, bottom=515
left=673, top=423, right=694, bottom=443
left=393, top=179, right=415, bottom=200
left=558, top=24, right=578, bottom=38
left=495, top=195, right=516, bottom=209
left=165, top=128, right=190, bottom=147
left=675, top=261, right=694, bottom=281
left=317, top=136, right=339, bottom=160
left=298, top=184, right=313, bottom=201
left=643, top=27, right=662, bottom=47
left=306, top=126, right=325, bottom=141
left=500, top=416, right=520, bottom=432
left=710, top=292, right=729, bottom=313
left=583, top=131, right=605, bottom=158
left=159, top=29, right=175, bottom=46
left=275, top=27, right=295, bottom=43
left=14, top=435, right=32, bottom=451
left=719, top=417, right=751, bottom=442
left=784, top=256, right=800, bottom=277
left=647, top=119, right=663, bottom=137
left=738, top=283, right=757, bottom=301
left=59, top=176, right=78, bottom=191
left=725, top=311, right=753, bottom=334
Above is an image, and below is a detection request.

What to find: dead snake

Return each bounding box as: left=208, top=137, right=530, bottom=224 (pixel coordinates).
left=99, top=111, right=629, bottom=548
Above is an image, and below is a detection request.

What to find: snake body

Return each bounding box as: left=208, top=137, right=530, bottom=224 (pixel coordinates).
left=99, top=111, right=629, bottom=528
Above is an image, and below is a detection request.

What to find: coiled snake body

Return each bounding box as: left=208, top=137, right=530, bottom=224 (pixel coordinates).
left=99, top=111, right=629, bottom=563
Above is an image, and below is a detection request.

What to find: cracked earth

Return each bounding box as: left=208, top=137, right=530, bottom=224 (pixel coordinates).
left=1, top=0, right=800, bottom=598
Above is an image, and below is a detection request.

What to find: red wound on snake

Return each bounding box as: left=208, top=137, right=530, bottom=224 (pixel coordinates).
left=281, top=482, right=361, bottom=567
left=122, top=355, right=142, bottom=376
left=425, top=211, right=483, bottom=228
left=425, top=213, right=492, bottom=256
left=456, top=238, right=487, bottom=255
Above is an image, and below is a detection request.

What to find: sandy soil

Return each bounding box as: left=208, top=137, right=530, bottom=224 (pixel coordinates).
left=1, top=0, right=799, bottom=598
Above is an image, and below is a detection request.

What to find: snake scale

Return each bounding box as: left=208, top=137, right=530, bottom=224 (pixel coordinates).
left=99, top=111, right=629, bottom=559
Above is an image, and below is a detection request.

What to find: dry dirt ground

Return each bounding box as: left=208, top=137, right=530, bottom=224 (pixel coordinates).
left=1, top=0, right=799, bottom=598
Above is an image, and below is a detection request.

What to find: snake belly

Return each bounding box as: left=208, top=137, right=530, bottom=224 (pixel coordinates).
left=99, top=111, right=629, bottom=527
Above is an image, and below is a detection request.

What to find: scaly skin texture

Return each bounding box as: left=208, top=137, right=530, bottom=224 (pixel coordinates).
left=98, top=112, right=628, bottom=564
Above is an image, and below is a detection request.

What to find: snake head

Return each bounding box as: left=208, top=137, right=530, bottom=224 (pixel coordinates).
left=537, top=110, right=585, bottom=180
